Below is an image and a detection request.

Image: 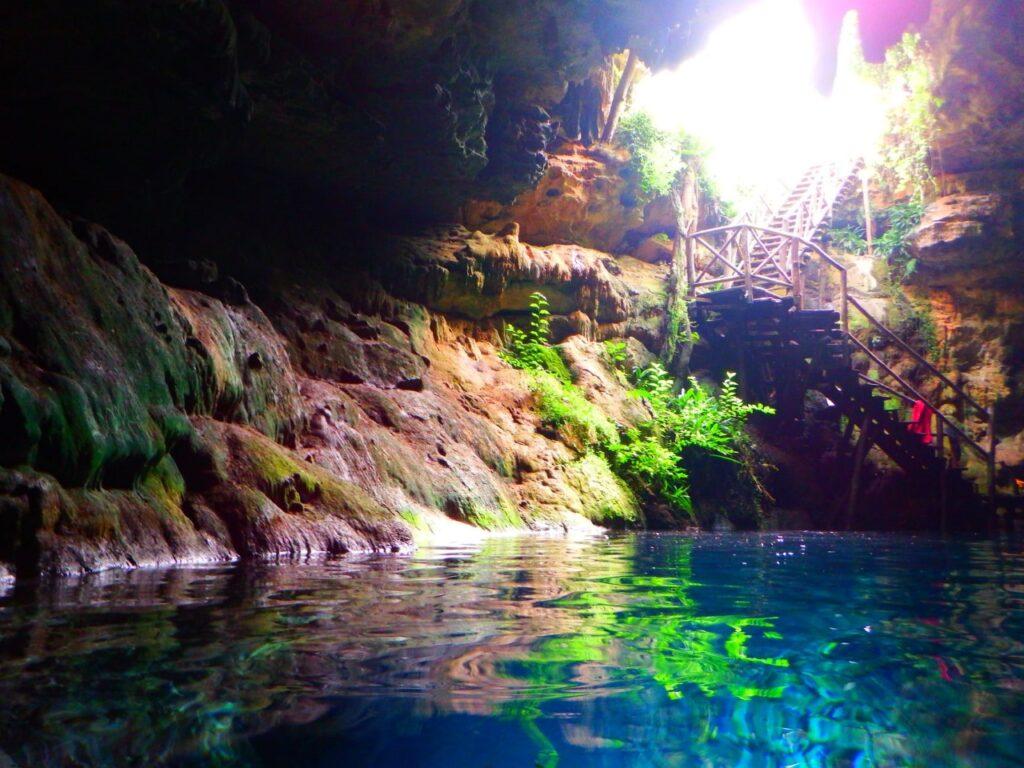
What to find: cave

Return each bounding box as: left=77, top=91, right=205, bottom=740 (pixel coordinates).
left=0, top=0, right=1022, bottom=764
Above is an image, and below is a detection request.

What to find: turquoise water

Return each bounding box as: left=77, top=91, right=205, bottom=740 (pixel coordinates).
left=0, top=533, right=1022, bottom=767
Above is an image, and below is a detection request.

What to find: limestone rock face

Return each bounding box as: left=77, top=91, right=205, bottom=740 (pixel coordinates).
left=464, top=142, right=645, bottom=251
left=371, top=225, right=668, bottom=348
left=910, top=192, right=1016, bottom=278
left=0, top=177, right=206, bottom=489
left=0, top=174, right=409, bottom=576
left=463, top=141, right=682, bottom=254
left=925, top=0, right=1024, bottom=175
left=887, top=0, right=1024, bottom=485
left=0, top=175, right=656, bottom=580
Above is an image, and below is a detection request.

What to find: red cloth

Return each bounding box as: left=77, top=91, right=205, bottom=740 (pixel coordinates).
left=908, top=399, right=933, bottom=445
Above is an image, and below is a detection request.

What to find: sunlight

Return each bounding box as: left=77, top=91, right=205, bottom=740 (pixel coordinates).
left=630, top=0, right=887, bottom=207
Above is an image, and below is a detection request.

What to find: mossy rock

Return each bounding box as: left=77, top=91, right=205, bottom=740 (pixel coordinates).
left=565, top=452, right=640, bottom=527
left=0, top=177, right=308, bottom=494
left=443, top=495, right=521, bottom=530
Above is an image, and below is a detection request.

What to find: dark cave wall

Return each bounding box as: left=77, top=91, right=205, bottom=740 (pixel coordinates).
left=0, top=0, right=730, bottom=237
left=0, top=0, right=931, bottom=243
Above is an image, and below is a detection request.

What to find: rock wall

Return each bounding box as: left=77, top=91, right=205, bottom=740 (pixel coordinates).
left=0, top=174, right=663, bottom=581
left=900, top=0, right=1024, bottom=485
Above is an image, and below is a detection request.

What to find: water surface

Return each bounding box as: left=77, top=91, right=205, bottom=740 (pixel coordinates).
left=1, top=533, right=1022, bottom=766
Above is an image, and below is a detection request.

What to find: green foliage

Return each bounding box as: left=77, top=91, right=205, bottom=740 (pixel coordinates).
left=503, top=295, right=616, bottom=449
left=608, top=434, right=692, bottom=514
left=876, top=201, right=924, bottom=282
left=503, top=298, right=772, bottom=524
left=828, top=225, right=868, bottom=255
left=618, top=111, right=684, bottom=198
left=602, top=339, right=629, bottom=371
left=609, top=365, right=774, bottom=521
left=829, top=202, right=923, bottom=282
left=865, top=33, right=939, bottom=200
left=501, top=292, right=572, bottom=381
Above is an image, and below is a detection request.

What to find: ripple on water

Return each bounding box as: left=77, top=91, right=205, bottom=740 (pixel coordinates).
left=0, top=532, right=1022, bottom=767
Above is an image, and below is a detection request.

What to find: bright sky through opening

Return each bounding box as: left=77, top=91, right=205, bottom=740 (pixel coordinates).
left=630, top=0, right=887, bottom=207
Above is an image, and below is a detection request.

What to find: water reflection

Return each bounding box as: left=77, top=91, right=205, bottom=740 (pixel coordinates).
left=0, top=534, right=1021, bottom=767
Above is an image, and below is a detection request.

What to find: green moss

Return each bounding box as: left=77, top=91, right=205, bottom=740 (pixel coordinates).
left=138, top=456, right=186, bottom=510
left=445, top=495, right=521, bottom=530
left=0, top=367, right=43, bottom=467
left=243, top=430, right=320, bottom=500
left=567, top=452, right=639, bottom=526
left=398, top=507, right=428, bottom=531
left=530, top=371, right=617, bottom=449
left=886, top=292, right=939, bottom=360
left=227, top=426, right=387, bottom=522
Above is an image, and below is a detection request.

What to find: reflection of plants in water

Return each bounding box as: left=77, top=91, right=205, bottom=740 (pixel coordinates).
left=489, top=538, right=790, bottom=765
left=1, top=538, right=1022, bottom=767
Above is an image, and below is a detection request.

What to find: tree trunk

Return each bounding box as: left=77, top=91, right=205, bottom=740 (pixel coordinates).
left=666, top=169, right=698, bottom=376
left=601, top=49, right=639, bottom=143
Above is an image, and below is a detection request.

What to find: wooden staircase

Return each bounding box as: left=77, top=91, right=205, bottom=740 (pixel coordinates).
left=682, top=162, right=998, bottom=527
left=729, top=159, right=863, bottom=295
left=693, top=288, right=988, bottom=528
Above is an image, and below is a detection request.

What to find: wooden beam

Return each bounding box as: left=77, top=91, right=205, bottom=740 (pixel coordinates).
left=845, top=418, right=874, bottom=529
left=847, top=335, right=988, bottom=461
left=847, top=295, right=987, bottom=415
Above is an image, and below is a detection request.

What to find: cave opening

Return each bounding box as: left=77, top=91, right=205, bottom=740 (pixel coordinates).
left=630, top=0, right=886, bottom=209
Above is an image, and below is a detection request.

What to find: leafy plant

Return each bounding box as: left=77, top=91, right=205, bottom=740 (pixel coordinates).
left=617, top=111, right=684, bottom=198
left=602, top=339, right=629, bottom=371
left=610, top=365, right=774, bottom=520
left=502, top=298, right=773, bottom=523
left=876, top=201, right=924, bottom=282
left=828, top=225, right=868, bottom=255
left=502, top=293, right=614, bottom=448
left=501, top=292, right=572, bottom=381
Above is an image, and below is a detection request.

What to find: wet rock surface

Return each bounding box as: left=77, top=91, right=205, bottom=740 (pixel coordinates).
left=0, top=174, right=654, bottom=579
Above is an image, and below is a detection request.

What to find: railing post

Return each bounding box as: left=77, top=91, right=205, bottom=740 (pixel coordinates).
left=988, top=403, right=998, bottom=508
left=685, top=235, right=695, bottom=298
left=791, top=237, right=802, bottom=309
left=742, top=227, right=753, bottom=299
left=839, top=270, right=848, bottom=334
left=936, top=408, right=949, bottom=535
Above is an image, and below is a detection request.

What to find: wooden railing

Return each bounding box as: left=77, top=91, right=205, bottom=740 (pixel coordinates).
left=685, top=223, right=850, bottom=330
left=778, top=158, right=863, bottom=241
left=732, top=159, right=864, bottom=237
left=685, top=222, right=998, bottom=501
